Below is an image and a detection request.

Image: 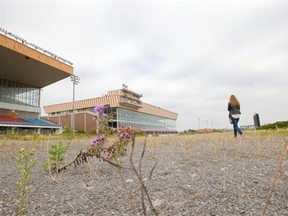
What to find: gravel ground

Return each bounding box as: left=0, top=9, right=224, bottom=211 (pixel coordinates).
left=0, top=132, right=288, bottom=216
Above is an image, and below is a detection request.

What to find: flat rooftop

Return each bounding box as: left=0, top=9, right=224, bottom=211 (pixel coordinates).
left=0, top=29, right=73, bottom=88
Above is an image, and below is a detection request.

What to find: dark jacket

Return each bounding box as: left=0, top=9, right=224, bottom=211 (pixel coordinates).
left=228, top=103, right=241, bottom=116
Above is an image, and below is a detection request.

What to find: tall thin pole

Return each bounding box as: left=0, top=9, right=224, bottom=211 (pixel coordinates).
left=72, top=81, right=75, bottom=134
left=71, top=75, right=80, bottom=135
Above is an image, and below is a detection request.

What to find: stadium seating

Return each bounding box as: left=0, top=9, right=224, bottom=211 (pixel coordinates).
left=19, top=117, right=58, bottom=126
left=0, top=115, right=58, bottom=127
left=0, top=115, right=27, bottom=123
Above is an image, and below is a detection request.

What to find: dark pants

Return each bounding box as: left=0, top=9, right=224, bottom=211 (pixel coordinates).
left=231, top=117, right=243, bottom=137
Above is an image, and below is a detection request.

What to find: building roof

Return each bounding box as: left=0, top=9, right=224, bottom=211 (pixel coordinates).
left=0, top=28, right=73, bottom=88
left=43, top=89, right=178, bottom=120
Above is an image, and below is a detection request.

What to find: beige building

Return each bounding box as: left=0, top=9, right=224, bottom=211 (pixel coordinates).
left=0, top=28, right=72, bottom=134
left=0, top=28, right=177, bottom=135
left=43, top=88, right=178, bottom=134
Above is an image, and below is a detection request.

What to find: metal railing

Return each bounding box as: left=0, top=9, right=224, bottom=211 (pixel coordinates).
left=0, top=27, right=73, bottom=66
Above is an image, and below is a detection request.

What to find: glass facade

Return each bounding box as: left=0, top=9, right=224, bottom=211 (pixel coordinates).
left=116, top=108, right=176, bottom=131
left=49, top=103, right=177, bottom=134
left=0, top=78, right=40, bottom=107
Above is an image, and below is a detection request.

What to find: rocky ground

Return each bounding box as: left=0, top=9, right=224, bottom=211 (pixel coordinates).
left=0, top=132, right=288, bottom=216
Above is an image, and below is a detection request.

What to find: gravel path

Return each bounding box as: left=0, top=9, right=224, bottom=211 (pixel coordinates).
left=0, top=133, right=288, bottom=216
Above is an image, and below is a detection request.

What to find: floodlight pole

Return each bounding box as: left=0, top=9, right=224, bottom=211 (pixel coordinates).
left=71, top=75, right=80, bottom=135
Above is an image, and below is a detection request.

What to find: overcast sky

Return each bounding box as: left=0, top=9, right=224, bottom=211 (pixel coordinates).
left=1, top=0, right=288, bottom=131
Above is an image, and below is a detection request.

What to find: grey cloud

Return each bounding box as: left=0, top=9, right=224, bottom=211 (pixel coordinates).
left=2, top=0, right=288, bottom=130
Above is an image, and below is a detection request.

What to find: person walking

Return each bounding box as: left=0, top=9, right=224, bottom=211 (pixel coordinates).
left=228, top=94, right=244, bottom=138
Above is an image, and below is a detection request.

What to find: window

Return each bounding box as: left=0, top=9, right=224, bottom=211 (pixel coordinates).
left=0, top=78, right=40, bottom=107
left=116, top=108, right=176, bottom=131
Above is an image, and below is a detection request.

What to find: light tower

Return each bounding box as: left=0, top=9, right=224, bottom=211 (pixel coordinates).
left=70, top=74, right=80, bottom=135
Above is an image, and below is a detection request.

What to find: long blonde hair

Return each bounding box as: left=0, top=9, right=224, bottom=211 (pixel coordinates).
left=229, top=95, right=240, bottom=108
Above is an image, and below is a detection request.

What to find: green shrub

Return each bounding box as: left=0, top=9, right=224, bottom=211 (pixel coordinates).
left=259, top=121, right=288, bottom=130
left=44, top=141, right=67, bottom=172
left=15, top=148, right=37, bottom=215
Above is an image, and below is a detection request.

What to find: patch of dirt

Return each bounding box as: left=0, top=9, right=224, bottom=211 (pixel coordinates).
left=0, top=133, right=287, bottom=215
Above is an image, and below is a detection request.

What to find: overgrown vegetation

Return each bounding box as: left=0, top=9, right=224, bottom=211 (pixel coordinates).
left=53, top=104, right=159, bottom=215
left=128, top=137, right=159, bottom=215
left=262, top=139, right=288, bottom=216
left=259, top=121, right=288, bottom=130
left=44, top=141, right=68, bottom=173
left=15, top=148, right=37, bottom=216
left=55, top=105, right=134, bottom=173
left=1, top=119, right=288, bottom=215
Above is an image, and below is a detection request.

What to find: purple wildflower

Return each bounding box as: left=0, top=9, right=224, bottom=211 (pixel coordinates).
left=119, top=132, right=131, bottom=140
left=90, top=139, right=99, bottom=146
left=125, top=133, right=131, bottom=139
left=90, top=134, right=105, bottom=146
left=94, top=104, right=104, bottom=113
left=119, top=133, right=125, bottom=140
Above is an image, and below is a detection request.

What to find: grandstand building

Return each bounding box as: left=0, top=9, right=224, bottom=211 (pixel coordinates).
left=43, top=87, right=178, bottom=135
left=0, top=28, right=177, bottom=135
left=0, top=28, right=73, bottom=134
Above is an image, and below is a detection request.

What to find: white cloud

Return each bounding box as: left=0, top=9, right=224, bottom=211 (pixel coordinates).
left=1, top=0, right=288, bottom=130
